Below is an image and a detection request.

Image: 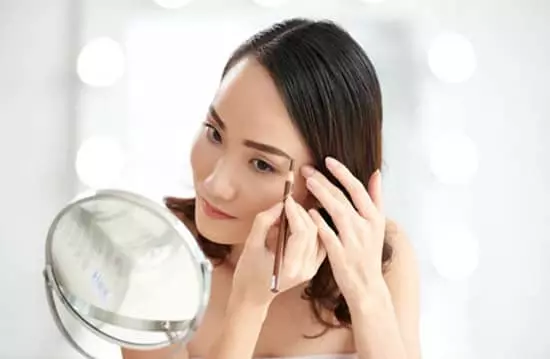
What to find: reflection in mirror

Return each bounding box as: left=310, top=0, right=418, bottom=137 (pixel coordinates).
left=43, top=189, right=211, bottom=358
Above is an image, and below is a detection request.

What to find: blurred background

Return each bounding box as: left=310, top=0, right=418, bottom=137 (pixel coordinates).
left=1, top=0, right=549, bottom=357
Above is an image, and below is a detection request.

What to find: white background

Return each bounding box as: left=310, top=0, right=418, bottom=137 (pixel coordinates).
left=1, top=0, right=549, bottom=357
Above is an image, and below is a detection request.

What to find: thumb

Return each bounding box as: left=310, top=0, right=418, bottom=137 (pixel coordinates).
left=247, top=202, right=284, bottom=249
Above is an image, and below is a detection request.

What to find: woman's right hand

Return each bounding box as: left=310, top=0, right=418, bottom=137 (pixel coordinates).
left=230, top=196, right=327, bottom=306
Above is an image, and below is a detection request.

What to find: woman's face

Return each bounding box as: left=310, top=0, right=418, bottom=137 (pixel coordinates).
left=190, top=57, right=313, bottom=245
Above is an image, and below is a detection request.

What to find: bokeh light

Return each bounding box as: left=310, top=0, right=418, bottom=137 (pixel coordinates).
left=76, top=136, right=126, bottom=189
left=429, top=132, right=479, bottom=185
left=428, top=32, right=477, bottom=83
left=77, top=37, right=125, bottom=87
left=430, top=227, right=480, bottom=280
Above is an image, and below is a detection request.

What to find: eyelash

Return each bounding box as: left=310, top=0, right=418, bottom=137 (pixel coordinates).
left=251, top=159, right=276, bottom=174
left=203, top=122, right=222, bottom=144
left=202, top=122, right=277, bottom=175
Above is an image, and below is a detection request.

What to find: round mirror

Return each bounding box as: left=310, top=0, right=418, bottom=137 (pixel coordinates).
left=43, top=189, right=212, bottom=358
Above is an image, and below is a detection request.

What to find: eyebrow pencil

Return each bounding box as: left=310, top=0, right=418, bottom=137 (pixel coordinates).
left=271, top=159, right=295, bottom=293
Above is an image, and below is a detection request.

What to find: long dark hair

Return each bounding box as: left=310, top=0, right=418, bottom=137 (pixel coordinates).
left=165, top=18, right=393, bottom=335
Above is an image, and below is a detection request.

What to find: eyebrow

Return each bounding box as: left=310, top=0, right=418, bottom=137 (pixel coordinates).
left=208, top=105, right=292, bottom=160
left=209, top=106, right=225, bottom=131
left=242, top=140, right=292, bottom=160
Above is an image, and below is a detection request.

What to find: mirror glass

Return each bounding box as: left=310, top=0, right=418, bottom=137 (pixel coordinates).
left=43, top=189, right=211, bottom=356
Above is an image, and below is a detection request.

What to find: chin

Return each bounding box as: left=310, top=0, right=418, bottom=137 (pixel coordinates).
left=195, top=209, right=245, bottom=245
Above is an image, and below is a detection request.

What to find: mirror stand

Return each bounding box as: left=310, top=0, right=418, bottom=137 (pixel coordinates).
left=42, top=189, right=212, bottom=359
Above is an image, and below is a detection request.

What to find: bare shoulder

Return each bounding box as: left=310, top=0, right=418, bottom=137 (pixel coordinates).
left=384, top=219, right=418, bottom=272
left=382, top=219, right=421, bottom=358
left=382, top=218, right=420, bottom=312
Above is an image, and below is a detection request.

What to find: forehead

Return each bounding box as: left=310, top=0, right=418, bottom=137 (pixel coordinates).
left=211, top=57, right=310, bottom=162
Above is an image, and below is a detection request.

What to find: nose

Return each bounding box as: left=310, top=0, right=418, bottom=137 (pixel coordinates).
left=202, top=159, right=237, bottom=202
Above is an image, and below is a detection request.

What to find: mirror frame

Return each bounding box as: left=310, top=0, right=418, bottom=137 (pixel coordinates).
left=43, top=189, right=212, bottom=357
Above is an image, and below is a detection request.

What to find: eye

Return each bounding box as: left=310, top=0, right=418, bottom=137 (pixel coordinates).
left=204, top=123, right=222, bottom=144
left=251, top=159, right=275, bottom=174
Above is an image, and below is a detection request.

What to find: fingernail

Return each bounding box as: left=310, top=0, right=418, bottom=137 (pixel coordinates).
left=325, top=156, right=339, bottom=168
left=301, top=165, right=315, bottom=178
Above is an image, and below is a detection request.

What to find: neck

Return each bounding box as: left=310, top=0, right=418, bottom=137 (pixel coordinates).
left=226, top=243, right=245, bottom=269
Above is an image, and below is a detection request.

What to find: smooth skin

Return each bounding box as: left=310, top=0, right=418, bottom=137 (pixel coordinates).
left=122, top=57, right=420, bottom=359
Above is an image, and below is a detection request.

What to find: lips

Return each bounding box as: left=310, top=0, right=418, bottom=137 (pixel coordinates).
left=199, top=197, right=236, bottom=220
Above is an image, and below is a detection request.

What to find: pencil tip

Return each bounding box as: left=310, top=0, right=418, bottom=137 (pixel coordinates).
left=270, top=275, right=279, bottom=293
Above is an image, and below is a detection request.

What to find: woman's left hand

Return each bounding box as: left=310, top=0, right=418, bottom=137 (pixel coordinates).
left=302, top=157, right=387, bottom=304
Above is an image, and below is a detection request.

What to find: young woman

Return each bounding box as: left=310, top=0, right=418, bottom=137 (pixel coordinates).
left=123, top=18, right=420, bottom=359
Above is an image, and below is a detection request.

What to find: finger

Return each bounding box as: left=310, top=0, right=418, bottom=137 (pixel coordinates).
left=291, top=199, right=319, bottom=260
left=368, top=169, right=384, bottom=215
left=292, top=198, right=317, bottom=232
left=305, top=176, right=354, bottom=241
left=282, top=197, right=309, bottom=277
left=248, top=202, right=284, bottom=249
left=309, top=209, right=343, bottom=263
left=314, top=245, right=327, bottom=270
left=307, top=213, right=327, bottom=271
left=285, top=196, right=307, bottom=235
left=325, top=157, right=378, bottom=219
left=301, top=164, right=354, bottom=211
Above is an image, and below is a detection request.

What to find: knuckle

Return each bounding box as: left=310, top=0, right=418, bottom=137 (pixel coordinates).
left=333, top=204, right=347, bottom=219
left=255, top=213, right=270, bottom=227
left=309, top=226, right=319, bottom=237
left=358, top=220, right=370, bottom=233
left=295, top=228, right=308, bottom=239
left=350, top=178, right=365, bottom=193
left=286, top=264, right=299, bottom=279
left=370, top=214, right=383, bottom=228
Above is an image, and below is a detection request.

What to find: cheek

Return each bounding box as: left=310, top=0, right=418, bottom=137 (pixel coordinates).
left=190, top=138, right=214, bottom=181
left=241, top=178, right=288, bottom=214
